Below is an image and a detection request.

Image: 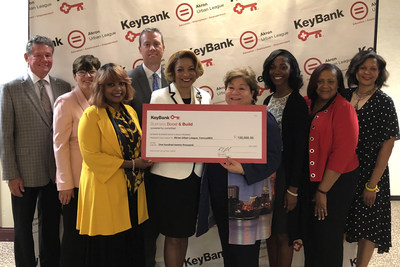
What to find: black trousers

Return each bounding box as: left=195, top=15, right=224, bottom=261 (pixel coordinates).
left=141, top=172, right=159, bottom=267
left=60, top=187, right=86, bottom=267
left=11, top=181, right=61, bottom=267
left=207, top=164, right=261, bottom=267
left=303, top=168, right=358, bottom=267
left=85, top=229, right=136, bottom=267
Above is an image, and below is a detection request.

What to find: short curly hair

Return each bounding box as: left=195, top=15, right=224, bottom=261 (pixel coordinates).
left=223, top=67, right=259, bottom=103
left=164, top=50, right=204, bottom=83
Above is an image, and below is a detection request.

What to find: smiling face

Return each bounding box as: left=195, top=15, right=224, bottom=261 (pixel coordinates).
left=269, top=55, right=291, bottom=89
left=24, top=44, right=53, bottom=79
left=356, top=58, right=379, bottom=88
left=316, top=69, right=338, bottom=102
left=174, top=57, right=198, bottom=91
left=74, top=68, right=97, bottom=94
left=139, top=31, right=165, bottom=69
left=225, top=77, right=253, bottom=105
left=104, top=80, right=127, bottom=109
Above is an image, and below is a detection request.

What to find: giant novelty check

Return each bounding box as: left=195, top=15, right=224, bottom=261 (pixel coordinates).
left=141, top=104, right=267, bottom=163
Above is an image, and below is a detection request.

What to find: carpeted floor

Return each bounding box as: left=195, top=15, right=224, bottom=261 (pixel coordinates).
left=1, top=201, right=399, bottom=266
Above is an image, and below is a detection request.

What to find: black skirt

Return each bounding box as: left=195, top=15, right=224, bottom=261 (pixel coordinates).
left=148, top=171, right=201, bottom=238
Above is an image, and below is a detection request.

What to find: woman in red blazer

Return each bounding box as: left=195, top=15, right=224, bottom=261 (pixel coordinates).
left=302, top=63, right=359, bottom=267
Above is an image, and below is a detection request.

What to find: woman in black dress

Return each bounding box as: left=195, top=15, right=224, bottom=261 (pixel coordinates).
left=343, top=50, right=400, bottom=267
left=262, top=49, right=308, bottom=267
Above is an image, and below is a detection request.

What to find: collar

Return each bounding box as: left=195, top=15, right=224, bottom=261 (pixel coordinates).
left=28, top=67, right=50, bottom=84
left=142, top=63, right=162, bottom=79
left=169, top=83, right=202, bottom=104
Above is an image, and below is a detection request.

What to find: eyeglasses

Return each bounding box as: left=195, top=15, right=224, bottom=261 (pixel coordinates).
left=76, top=70, right=97, bottom=77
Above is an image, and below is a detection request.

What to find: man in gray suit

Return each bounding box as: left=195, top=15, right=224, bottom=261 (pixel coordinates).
left=128, top=27, right=168, bottom=126
left=0, top=35, right=71, bottom=267
left=128, top=28, right=167, bottom=267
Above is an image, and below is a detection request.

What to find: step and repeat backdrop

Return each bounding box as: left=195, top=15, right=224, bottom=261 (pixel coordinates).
left=29, top=0, right=376, bottom=266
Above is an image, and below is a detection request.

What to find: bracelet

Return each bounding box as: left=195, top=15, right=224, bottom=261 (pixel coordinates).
left=365, top=182, right=378, bottom=192
left=286, top=189, right=298, bottom=197
left=316, top=188, right=328, bottom=195
left=131, top=159, right=135, bottom=170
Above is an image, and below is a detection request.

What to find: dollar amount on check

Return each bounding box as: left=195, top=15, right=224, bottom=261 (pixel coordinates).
left=141, top=104, right=267, bottom=163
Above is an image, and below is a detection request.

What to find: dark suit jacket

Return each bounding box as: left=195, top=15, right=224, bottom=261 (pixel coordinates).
left=0, top=73, right=71, bottom=187
left=263, top=91, right=308, bottom=188
left=127, top=64, right=168, bottom=125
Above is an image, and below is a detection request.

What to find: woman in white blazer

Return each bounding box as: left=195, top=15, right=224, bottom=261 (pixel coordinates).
left=53, top=55, right=100, bottom=267
left=149, top=50, right=211, bottom=267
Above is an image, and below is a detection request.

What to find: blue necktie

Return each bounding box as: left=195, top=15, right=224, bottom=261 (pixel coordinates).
left=152, top=73, right=160, bottom=91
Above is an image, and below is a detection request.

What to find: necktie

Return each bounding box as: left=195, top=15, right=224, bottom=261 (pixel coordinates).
left=38, top=80, right=53, bottom=124
left=152, top=73, right=160, bottom=91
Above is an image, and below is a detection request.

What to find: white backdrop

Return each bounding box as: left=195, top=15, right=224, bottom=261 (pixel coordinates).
left=29, top=0, right=377, bottom=104
left=29, top=0, right=377, bottom=266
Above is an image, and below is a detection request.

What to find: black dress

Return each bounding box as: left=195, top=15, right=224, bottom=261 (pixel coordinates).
left=343, top=88, right=400, bottom=253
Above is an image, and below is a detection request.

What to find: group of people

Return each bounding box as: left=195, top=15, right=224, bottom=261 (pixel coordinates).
left=0, top=27, right=398, bottom=267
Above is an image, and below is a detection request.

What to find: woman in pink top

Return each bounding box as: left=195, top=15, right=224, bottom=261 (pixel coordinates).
left=53, top=55, right=100, bottom=267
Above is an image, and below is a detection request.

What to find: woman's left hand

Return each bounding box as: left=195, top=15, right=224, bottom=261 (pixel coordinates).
left=314, top=191, right=328, bottom=220
left=220, top=157, right=244, bottom=174
left=363, top=189, right=377, bottom=208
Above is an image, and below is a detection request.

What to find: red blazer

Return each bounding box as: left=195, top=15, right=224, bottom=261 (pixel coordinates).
left=306, top=94, right=359, bottom=182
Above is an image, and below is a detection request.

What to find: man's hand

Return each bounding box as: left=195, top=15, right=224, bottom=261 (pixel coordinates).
left=8, top=177, right=24, bottom=197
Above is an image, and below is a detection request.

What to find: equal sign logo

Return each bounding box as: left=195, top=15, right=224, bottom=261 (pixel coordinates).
left=67, top=30, right=86, bottom=49
left=240, top=31, right=258, bottom=50
left=176, top=3, right=193, bottom=22
left=304, top=58, right=322, bottom=76
left=350, top=1, right=368, bottom=20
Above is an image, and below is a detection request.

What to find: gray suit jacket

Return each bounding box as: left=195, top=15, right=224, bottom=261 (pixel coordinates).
left=0, top=73, right=71, bottom=187
left=127, top=64, right=168, bottom=126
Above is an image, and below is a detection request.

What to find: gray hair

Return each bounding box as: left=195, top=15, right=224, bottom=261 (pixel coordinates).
left=26, top=35, right=54, bottom=55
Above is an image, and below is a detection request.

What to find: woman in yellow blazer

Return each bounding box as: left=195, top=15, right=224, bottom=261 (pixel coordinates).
left=77, top=63, right=152, bottom=267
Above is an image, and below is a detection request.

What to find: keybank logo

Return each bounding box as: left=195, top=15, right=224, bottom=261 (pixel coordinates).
left=293, top=9, right=344, bottom=29
left=60, top=2, right=84, bottom=14
left=190, top=39, right=234, bottom=56
left=120, top=11, right=171, bottom=30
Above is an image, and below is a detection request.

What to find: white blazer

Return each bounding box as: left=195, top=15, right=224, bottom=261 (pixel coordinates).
left=149, top=83, right=212, bottom=179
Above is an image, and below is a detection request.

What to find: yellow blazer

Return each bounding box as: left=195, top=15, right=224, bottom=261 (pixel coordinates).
left=76, top=104, right=142, bottom=236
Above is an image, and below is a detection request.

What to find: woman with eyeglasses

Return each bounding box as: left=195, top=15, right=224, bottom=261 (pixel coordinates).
left=53, top=55, right=100, bottom=267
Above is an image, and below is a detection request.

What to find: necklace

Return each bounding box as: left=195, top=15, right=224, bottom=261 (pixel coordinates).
left=353, top=87, right=376, bottom=110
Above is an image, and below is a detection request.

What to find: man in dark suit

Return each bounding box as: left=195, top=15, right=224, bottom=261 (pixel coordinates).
left=128, top=28, right=167, bottom=267
left=0, top=35, right=71, bottom=267
left=128, top=27, right=168, bottom=125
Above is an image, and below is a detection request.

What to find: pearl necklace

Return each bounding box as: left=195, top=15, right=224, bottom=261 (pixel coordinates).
left=353, top=87, right=376, bottom=110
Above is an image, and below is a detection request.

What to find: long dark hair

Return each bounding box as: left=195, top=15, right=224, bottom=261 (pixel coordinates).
left=262, top=49, right=303, bottom=92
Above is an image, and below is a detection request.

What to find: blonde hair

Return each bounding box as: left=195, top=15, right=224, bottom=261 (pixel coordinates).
left=90, top=63, right=134, bottom=107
